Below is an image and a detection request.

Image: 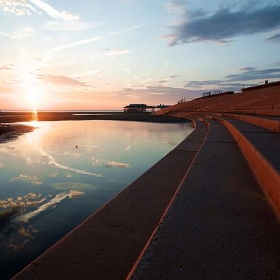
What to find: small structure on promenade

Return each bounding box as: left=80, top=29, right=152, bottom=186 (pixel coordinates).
left=124, top=104, right=148, bottom=112
left=242, top=80, right=280, bottom=92
left=202, top=90, right=234, bottom=98
left=124, top=104, right=171, bottom=112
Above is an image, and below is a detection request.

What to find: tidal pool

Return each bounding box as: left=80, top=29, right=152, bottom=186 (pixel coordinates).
left=0, top=120, right=193, bottom=278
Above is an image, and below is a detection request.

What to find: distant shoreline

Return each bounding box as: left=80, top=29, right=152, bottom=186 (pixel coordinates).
left=0, top=111, right=189, bottom=143
left=0, top=111, right=187, bottom=123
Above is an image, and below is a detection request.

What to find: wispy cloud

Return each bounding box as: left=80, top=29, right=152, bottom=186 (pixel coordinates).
left=42, top=23, right=147, bottom=63
left=90, top=49, right=130, bottom=60
left=157, top=75, right=180, bottom=85
left=0, top=0, right=78, bottom=20
left=43, top=21, right=101, bottom=31
left=39, top=74, right=86, bottom=86
left=29, top=0, right=78, bottom=20
left=170, top=75, right=180, bottom=79
left=0, top=27, right=33, bottom=39
left=225, top=67, right=280, bottom=82
left=0, top=0, right=38, bottom=16
left=185, top=80, right=243, bottom=90
left=124, top=68, right=131, bottom=75
left=165, top=2, right=280, bottom=45
left=165, top=0, right=185, bottom=13
left=119, top=85, right=194, bottom=96
left=184, top=67, right=280, bottom=91
left=0, top=64, right=14, bottom=71
left=266, top=32, right=280, bottom=43
left=163, top=60, right=169, bottom=67
left=43, top=35, right=104, bottom=63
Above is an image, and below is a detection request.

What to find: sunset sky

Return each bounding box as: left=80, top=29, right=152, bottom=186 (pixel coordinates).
left=0, top=0, right=280, bottom=110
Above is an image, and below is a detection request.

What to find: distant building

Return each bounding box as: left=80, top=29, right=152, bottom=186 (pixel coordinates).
left=123, top=104, right=147, bottom=112
left=124, top=103, right=171, bottom=112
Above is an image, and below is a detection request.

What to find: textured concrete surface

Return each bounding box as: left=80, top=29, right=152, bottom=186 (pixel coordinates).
left=224, top=118, right=280, bottom=172
left=216, top=117, right=280, bottom=220
left=220, top=113, right=280, bottom=132
left=131, top=119, right=280, bottom=279
left=13, top=121, right=207, bottom=280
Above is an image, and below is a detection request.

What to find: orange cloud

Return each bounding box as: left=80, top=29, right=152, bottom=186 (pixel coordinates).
left=40, top=75, right=86, bottom=86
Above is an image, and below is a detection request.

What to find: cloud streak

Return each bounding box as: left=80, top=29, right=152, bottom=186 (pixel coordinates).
left=266, top=33, right=280, bottom=43
left=184, top=67, right=280, bottom=91
left=43, top=21, right=101, bottom=31
left=43, top=23, right=147, bottom=63
left=39, top=74, right=86, bottom=86
left=29, top=0, right=78, bottom=20
left=0, top=27, right=33, bottom=39
left=46, top=153, right=102, bottom=177
left=17, top=191, right=83, bottom=223
left=90, top=49, right=130, bottom=60
left=166, top=3, right=280, bottom=45
left=225, top=67, right=280, bottom=82
left=0, top=0, right=78, bottom=20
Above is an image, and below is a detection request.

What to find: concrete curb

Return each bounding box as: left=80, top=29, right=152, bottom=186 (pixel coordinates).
left=215, top=113, right=280, bottom=133
left=126, top=118, right=210, bottom=279
left=213, top=116, right=280, bottom=221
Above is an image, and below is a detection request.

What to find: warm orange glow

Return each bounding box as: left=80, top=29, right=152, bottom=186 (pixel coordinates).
left=25, top=88, right=42, bottom=121
left=25, top=89, right=41, bottom=107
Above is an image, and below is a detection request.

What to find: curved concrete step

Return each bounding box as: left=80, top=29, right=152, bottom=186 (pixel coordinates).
left=213, top=116, right=280, bottom=219
left=129, top=118, right=280, bottom=279
left=215, top=113, right=280, bottom=133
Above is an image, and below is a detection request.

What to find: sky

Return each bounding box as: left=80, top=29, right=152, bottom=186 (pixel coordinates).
left=0, top=0, right=280, bottom=111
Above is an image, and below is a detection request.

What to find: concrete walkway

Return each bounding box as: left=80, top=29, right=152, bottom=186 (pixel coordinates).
left=130, top=119, right=280, bottom=279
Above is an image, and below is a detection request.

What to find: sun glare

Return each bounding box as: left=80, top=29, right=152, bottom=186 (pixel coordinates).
left=25, top=88, right=42, bottom=122
left=26, top=90, right=41, bottom=107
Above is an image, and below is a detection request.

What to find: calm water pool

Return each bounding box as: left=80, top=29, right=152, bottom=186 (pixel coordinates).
left=0, top=120, right=193, bottom=278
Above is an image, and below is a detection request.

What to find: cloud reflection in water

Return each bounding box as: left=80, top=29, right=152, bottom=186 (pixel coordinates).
left=0, top=120, right=193, bottom=278
left=16, top=190, right=84, bottom=223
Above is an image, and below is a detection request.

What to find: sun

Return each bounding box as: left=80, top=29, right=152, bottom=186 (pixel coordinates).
left=25, top=89, right=41, bottom=107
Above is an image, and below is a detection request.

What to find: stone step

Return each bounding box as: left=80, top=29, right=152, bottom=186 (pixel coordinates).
left=213, top=116, right=280, bottom=218
left=213, top=113, right=280, bottom=133
left=129, top=118, right=280, bottom=279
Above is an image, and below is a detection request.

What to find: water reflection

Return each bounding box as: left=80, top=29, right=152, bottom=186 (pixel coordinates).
left=0, top=120, right=193, bottom=278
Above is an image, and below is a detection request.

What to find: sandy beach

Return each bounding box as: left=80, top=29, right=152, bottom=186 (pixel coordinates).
left=0, top=111, right=187, bottom=143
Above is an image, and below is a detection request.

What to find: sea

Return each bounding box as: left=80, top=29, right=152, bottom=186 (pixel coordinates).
left=0, top=119, right=193, bottom=279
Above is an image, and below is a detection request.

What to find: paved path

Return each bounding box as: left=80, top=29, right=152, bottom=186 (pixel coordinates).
left=131, top=119, right=280, bottom=279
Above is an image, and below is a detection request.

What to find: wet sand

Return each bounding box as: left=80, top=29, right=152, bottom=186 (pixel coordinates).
left=0, top=123, right=36, bottom=143
left=0, top=111, right=186, bottom=123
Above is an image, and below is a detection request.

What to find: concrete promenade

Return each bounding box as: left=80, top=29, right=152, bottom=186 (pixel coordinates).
left=130, top=119, right=280, bottom=279
left=13, top=116, right=280, bottom=279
